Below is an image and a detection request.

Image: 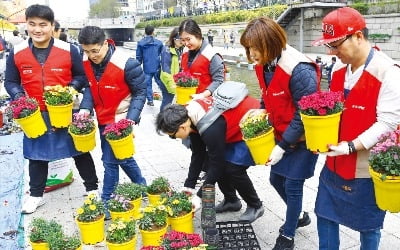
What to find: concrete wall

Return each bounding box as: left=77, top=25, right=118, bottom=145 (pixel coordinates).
left=134, top=11, right=400, bottom=61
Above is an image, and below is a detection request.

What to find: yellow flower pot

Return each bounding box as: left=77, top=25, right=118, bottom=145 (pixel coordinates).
left=15, top=108, right=47, bottom=138
left=110, top=208, right=135, bottom=221
left=301, top=112, right=341, bottom=153
left=147, top=193, right=161, bottom=206
left=129, top=196, right=142, bottom=219
left=244, top=128, right=275, bottom=165
left=169, top=210, right=194, bottom=233
left=140, top=224, right=168, bottom=247
left=369, top=167, right=400, bottom=212
left=176, top=86, right=197, bottom=105
left=68, top=128, right=96, bottom=152
left=106, top=235, right=137, bottom=250
left=106, top=134, right=135, bottom=160
left=46, top=102, right=73, bottom=128
left=75, top=215, right=105, bottom=245
left=29, top=241, right=49, bottom=250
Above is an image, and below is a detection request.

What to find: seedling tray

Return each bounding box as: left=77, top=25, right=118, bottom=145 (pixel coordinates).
left=216, top=221, right=261, bottom=250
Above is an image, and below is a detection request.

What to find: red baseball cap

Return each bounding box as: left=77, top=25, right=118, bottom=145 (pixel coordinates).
left=312, top=7, right=366, bottom=46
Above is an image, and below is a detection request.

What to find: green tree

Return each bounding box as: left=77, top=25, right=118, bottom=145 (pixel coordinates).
left=89, top=0, right=121, bottom=18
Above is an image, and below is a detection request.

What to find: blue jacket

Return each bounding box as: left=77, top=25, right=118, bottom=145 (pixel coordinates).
left=136, top=36, right=163, bottom=74
left=80, top=44, right=146, bottom=124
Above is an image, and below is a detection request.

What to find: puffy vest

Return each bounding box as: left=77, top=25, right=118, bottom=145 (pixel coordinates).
left=255, top=45, right=315, bottom=141
left=181, top=44, right=215, bottom=94
left=83, top=50, right=131, bottom=125
left=327, top=50, right=395, bottom=179
left=14, top=39, right=72, bottom=110
left=195, top=96, right=260, bottom=143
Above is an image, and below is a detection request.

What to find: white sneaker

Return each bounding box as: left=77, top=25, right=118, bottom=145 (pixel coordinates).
left=191, top=195, right=202, bottom=212
left=86, top=190, right=100, bottom=200
left=21, top=196, right=45, bottom=214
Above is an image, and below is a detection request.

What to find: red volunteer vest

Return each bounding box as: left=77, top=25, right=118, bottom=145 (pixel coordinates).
left=326, top=50, right=394, bottom=179
left=83, top=50, right=131, bottom=125
left=14, top=39, right=72, bottom=110
left=255, top=45, right=316, bottom=141
left=195, top=96, right=260, bottom=143
left=181, top=44, right=216, bottom=94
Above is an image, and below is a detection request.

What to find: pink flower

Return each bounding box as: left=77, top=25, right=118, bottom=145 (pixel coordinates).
left=103, top=119, right=134, bottom=140
left=298, top=91, right=344, bottom=116
left=173, top=72, right=199, bottom=87
left=10, top=97, right=39, bottom=119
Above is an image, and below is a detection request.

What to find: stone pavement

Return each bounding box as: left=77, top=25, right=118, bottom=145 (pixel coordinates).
left=18, top=99, right=400, bottom=250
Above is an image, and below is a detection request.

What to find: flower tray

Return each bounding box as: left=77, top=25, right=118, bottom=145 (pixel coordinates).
left=216, top=221, right=261, bottom=250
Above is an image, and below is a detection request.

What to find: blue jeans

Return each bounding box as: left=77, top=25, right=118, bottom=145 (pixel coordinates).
left=145, top=71, right=171, bottom=106
left=101, top=158, right=147, bottom=202
left=269, top=172, right=305, bottom=238
left=317, top=216, right=381, bottom=250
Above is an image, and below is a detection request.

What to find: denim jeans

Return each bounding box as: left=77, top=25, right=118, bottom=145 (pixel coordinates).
left=269, top=172, right=305, bottom=238
left=101, top=157, right=147, bottom=202
left=317, top=216, right=381, bottom=250
left=145, top=72, right=174, bottom=110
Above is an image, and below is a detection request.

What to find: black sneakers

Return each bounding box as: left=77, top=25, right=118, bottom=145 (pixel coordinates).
left=279, top=211, right=311, bottom=233
left=272, top=234, right=294, bottom=250
left=239, top=206, right=264, bottom=223
left=215, top=199, right=242, bottom=213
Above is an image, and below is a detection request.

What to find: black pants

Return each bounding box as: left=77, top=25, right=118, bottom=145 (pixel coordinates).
left=29, top=153, right=98, bottom=197
left=217, top=162, right=262, bottom=208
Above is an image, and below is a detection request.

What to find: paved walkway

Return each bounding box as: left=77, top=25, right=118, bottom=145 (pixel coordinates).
left=1, top=45, right=400, bottom=249
left=17, top=99, right=400, bottom=249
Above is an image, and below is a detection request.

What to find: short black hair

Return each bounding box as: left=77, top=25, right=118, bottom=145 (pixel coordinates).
left=59, top=32, right=67, bottom=42
left=78, top=26, right=105, bottom=45
left=145, top=25, right=154, bottom=36
left=25, top=4, right=54, bottom=24
left=155, top=104, right=189, bottom=135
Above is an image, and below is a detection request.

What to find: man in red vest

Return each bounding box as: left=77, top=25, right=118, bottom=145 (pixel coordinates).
left=4, top=4, right=99, bottom=214
left=312, top=7, right=400, bottom=249
left=155, top=94, right=264, bottom=223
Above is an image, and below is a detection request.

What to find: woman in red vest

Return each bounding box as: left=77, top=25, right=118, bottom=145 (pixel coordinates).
left=240, top=17, right=319, bottom=250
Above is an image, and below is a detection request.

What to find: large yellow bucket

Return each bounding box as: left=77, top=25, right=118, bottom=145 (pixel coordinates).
left=69, top=128, right=96, bottom=152
left=106, top=134, right=135, bottom=160
left=169, top=210, right=194, bottom=233
left=147, top=193, right=161, bottom=206
left=244, top=128, right=275, bottom=165
left=75, top=215, right=105, bottom=245
left=46, top=102, right=73, bottom=128
left=301, top=112, right=341, bottom=152
left=29, top=241, right=49, bottom=250
left=15, top=109, right=47, bottom=138
left=110, top=208, right=135, bottom=221
left=140, top=224, right=168, bottom=247
left=175, top=86, right=197, bottom=105
left=369, top=167, right=400, bottom=213
left=106, top=236, right=137, bottom=250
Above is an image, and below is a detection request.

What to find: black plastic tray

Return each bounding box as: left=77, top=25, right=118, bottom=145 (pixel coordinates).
left=216, top=221, right=261, bottom=250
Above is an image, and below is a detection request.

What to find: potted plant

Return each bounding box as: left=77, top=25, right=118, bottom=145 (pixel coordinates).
left=107, top=193, right=135, bottom=221
left=369, top=129, right=400, bottom=212
left=114, top=182, right=146, bottom=219
left=138, top=204, right=170, bottom=247
left=173, top=71, right=199, bottom=105
left=106, top=218, right=137, bottom=249
left=43, top=85, right=77, bottom=128
left=28, top=218, right=62, bottom=250
left=146, top=177, right=171, bottom=205
left=239, top=109, right=275, bottom=165
left=298, top=90, right=344, bottom=152
left=47, top=234, right=82, bottom=250
left=9, top=96, right=47, bottom=138
left=68, top=112, right=96, bottom=152
left=103, top=119, right=135, bottom=160
left=75, top=193, right=105, bottom=245
left=161, top=231, right=207, bottom=249
left=162, top=191, right=194, bottom=233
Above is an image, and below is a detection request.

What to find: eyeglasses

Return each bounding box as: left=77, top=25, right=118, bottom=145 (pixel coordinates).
left=83, top=43, right=104, bottom=56
left=324, top=35, right=352, bottom=51
left=169, top=128, right=179, bottom=139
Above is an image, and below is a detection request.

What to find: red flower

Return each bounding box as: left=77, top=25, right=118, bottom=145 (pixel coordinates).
left=173, top=72, right=199, bottom=88
left=161, top=231, right=204, bottom=249
left=10, top=97, right=39, bottom=119
left=298, top=91, right=344, bottom=116
left=103, top=119, right=133, bottom=140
